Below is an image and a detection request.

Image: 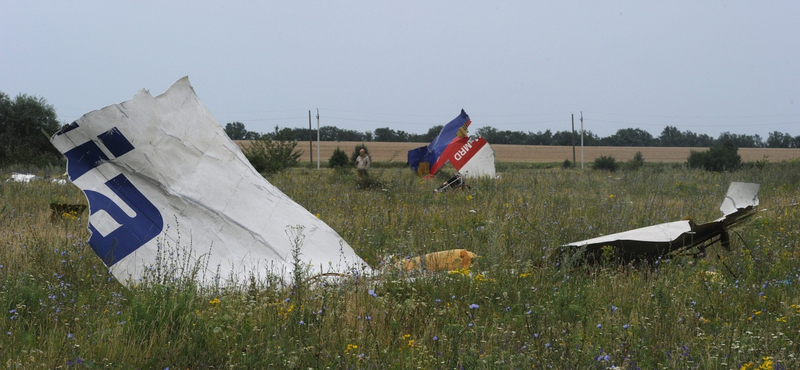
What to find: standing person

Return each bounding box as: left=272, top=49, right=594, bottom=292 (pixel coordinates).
left=356, top=148, right=371, bottom=178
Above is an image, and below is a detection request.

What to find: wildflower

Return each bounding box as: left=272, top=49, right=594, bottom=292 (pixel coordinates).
left=596, top=324, right=602, bottom=329
left=758, top=357, right=773, bottom=370
left=623, top=324, right=629, bottom=329
left=368, top=289, right=377, bottom=298
left=611, top=305, right=617, bottom=312
left=209, top=297, right=221, bottom=305
left=432, top=336, right=438, bottom=341
left=469, top=304, right=479, bottom=309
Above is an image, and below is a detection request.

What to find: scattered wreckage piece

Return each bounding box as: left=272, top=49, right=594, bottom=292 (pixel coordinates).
left=394, top=249, right=478, bottom=272
left=50, top=77, right=370, bottom=287
left=566, top=182, right=760, bottom=263
left=6, top=172, right=69, bottom=184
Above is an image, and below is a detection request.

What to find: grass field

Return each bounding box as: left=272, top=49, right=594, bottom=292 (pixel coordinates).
left=238, top=140, right=800, bottom=164
left=1, top=162, right=799, bottom=369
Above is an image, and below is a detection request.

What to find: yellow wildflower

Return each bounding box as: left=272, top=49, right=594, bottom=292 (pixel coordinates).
left=758, top=357, right=773, bottom=370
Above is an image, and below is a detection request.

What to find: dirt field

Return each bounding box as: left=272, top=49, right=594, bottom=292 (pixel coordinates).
left=236, top=141, right=800, bottom=164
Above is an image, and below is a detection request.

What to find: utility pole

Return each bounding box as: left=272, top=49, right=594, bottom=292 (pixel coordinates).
left=308, top=111, right=313, bottom=162
left=580, top=111, right=584, bottom=169
left=571, top=114, right=576, bottom=164
left=316, top=109, right=320, bottom=169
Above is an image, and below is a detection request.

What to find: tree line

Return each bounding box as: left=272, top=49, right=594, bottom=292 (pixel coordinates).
left=225, top=121, right=800, bottom=148
left=2, top=86, right=798, bottom=169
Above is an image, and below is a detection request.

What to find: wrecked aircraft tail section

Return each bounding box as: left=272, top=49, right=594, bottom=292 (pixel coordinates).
left=50, top=77, right=371, bottom=287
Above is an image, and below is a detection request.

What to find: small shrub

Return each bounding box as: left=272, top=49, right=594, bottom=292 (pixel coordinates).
left=754, top=155, right=769, bottom=170
left=562, top=159, right=573, bottom=169
left=243, top=136, right=302, bottom=174
left=593, top=155, right=618, bottom=172
left=626, top=151, right=645, bottom=170
left=328, top=147, right=350, bottom=168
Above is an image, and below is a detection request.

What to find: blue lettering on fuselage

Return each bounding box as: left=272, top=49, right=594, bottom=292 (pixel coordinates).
left=61, top=126, right=164, bottom=266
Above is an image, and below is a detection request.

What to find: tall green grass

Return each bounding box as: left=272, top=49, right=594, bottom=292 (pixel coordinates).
left=1, top=163, right=799, bottom=369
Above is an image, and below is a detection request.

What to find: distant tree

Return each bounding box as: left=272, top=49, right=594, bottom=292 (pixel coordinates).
left=658, top=126, right=683, bottom=147
left=682, top=131, right=714, bottom=147
left=224, top=122, right=249, bottom=140
left=409, top=125, right=442, bottom=142
left=717, top=132, right=763, bottom=148
left=475, top=127, right=499, bottom=143
left=317, top=126, right=369, bottom=141
left=529, top=129, right=553, bottom=145
left=603, top=128, right=654, bottom=147
left=551, top=130, right=574, bottom=146
left=0, top=91, right=63, bottom=167
left=766, top=131, right=795, bottom=148
left=373, top=127, right=409, bottom=142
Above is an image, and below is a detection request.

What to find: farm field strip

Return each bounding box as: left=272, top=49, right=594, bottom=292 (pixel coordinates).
left=237, top=140, right=800, bottom=163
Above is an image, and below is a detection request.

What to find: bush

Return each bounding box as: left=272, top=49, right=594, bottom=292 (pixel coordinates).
left=687, top=139, right=741, bottom=172
left=562, top=159, right=573, bottom=169
left=626, top=151, right=645, bottom=170
left=328, top=147, right=350, bottom=168
left=593, top=155, right=618, bottom=172
left=243, top=136, right=302, bottom=174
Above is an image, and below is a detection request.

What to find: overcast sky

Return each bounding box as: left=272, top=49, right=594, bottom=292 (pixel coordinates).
left=3, top=1, right=798, bottom=139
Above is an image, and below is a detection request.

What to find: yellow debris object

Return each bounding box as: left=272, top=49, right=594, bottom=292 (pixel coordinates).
left=398, top=249, right=477, bottom=272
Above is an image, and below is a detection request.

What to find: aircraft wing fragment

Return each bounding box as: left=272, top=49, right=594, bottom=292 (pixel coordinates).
left=566, top=182, right=760, bottom=261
